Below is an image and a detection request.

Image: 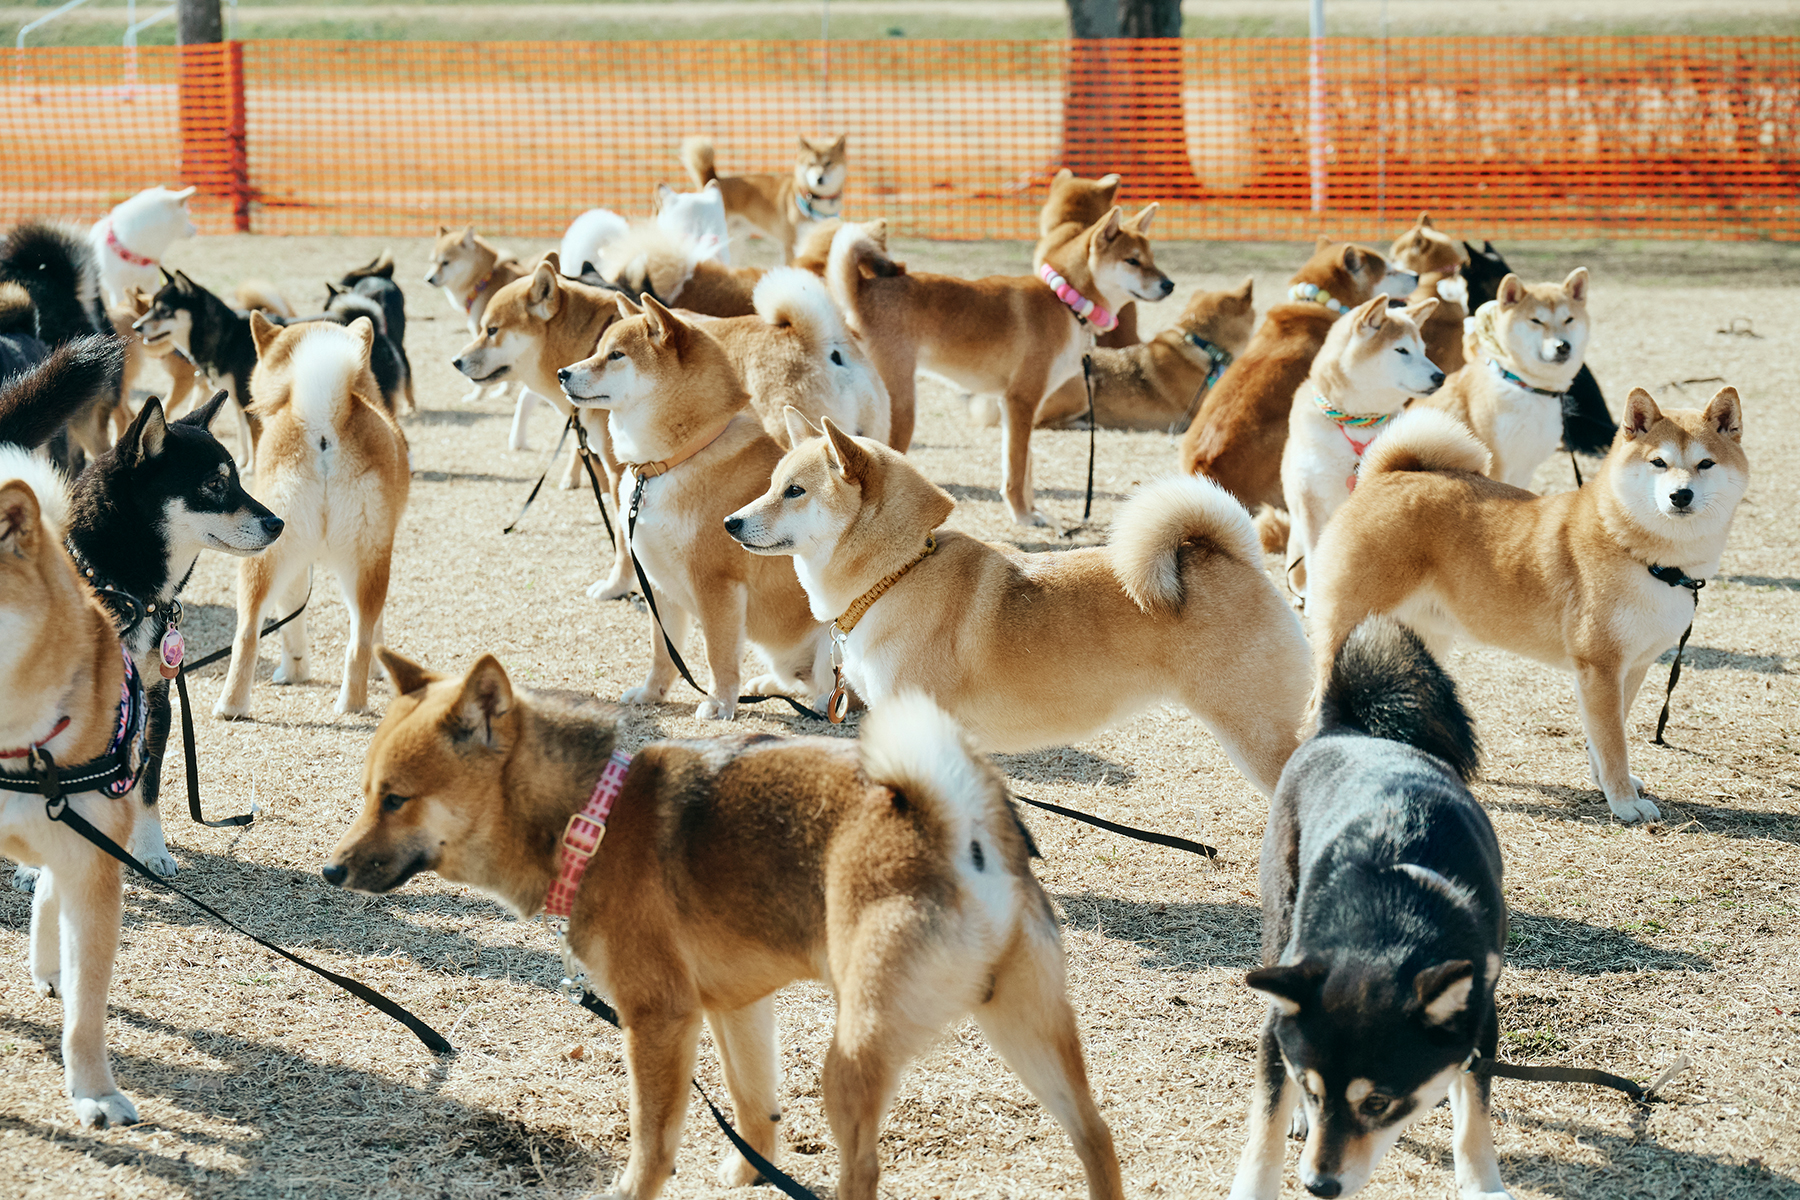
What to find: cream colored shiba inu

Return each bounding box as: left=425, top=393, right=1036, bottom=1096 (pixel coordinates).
left=557, top=297, right=829, bottom=720
left=214, top=317, right=410, bottom=719
left=724, top=414, right=1312, bottom=795
left=829, top=211, right=1174, bottom=525
left=1304, top=387, right=1749, bottom=823
left=1421, top=268, right=1590, bottom=489
left=681, top=134, right=849, bottom=263
left=1385, top=214, right=1471, bottom=375
left=1280, top=296, right=1445, bottom=598
left=585, top=223, right=764, bottom=320
left=89, top=184, right=196, bottom=308
left=423, top=225, right=544, bottom=430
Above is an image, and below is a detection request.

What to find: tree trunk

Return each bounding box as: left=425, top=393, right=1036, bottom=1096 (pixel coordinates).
left=1119, top=0, right=1181, bottom=38
left=1061, top=0, right=1195, bottom=202
left=177, top=0, right=222, bottom=44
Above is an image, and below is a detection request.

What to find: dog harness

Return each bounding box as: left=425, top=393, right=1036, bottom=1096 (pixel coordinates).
left=1038, top=263, right=1117, bottom=332
left=1312, top=394, right=1396, bottom=492
left=101, top=221, right=156, bottom=268
left=0, top=644, right=146, bottom=799
left=825, top=536, right=937, bottom=723
left=1183, top=332, right=1234, bottom=391
left=794, top=187, right=843, bottom=222
left=542, top=749, right=633, bottom=918
left=1288, top=281, right=1349, bottom=315
left=616, top=417, right=736, bottom=480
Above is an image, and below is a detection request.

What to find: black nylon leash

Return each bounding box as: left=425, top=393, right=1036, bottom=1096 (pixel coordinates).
left=1568, top=449, right=1584, bottom=488
left=1469, top=1047, right=1684, bottom=1105
left=501, top=412, right=576, bottom=534
left=22, top=747, right=453, bottom=1056
left=569, top=412, right=618, bottom=551
left=1011, top=791, right=1218, bottom=859
left=1648, top=564, right=1705, bottom=745
left=625, top=475, right=825, bottom=722
left=1060, top=353, right=1099, bottom=542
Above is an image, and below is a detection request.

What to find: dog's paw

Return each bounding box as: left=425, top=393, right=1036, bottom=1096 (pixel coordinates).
left=333, top=691, right=369, bottom=716
left=459, top=386, right=486, bottom=405
left=1011, top=507, right=1053, bottom=528
left=586, top=576, right=633, bottom=602
left=695, top=697, right=738, bottom=722
left=72, top=1091, right=139, bottom=1129
left=741, top=673, right=800, bottom=697
left=718, top=1148, right=766, bottom=1187
left=272, top=657, right=312, bottom=686
left=10, top=865, right=38, bottom=894
left=1460, top=1189, right=1514, bottom=1200
left=619, top=685, right=666, bottom=706
left=1287, top=1106, right=1309, bottom=1141
left=133, top=846, right=179, bottom=879
left=1608, top=793, right=1661, bottom=824
left=212, top=696, right=250, bottom=721
left=33, top=974, right=59, bottom=1001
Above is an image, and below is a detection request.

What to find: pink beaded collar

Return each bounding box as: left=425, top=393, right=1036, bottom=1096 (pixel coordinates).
left=542, top=750, right=632, bottom=918
left=1038, top=262, right=1117, bottom=332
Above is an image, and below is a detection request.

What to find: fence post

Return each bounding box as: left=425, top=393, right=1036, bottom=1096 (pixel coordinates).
left=178, top=40, right=249, bottom=231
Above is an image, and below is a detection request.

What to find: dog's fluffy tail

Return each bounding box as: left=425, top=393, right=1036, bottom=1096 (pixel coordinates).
left=560, top=209, right=632, bottom=280
left=1253, top=504, right=1290, bottom=555
left=680, top=136, right=718, bottom=188
left=1318, top=615, right=1480, bottom=781
left=826, top=220, right=900, bottom=336
left=287, top=324, right=363, bottom=433
left=1358, top=407, right=1491, bottom=479
left=0, top=333, right=124, bottom=450
left=235, top=281, right=295, bottom=320
left=339, top=250, right=395, bottom=284
left=753, top=266, right=846, bottom=341
left=0, top=221, right=105, bottom=345
left=1109, top=474, right=1262, bottom=616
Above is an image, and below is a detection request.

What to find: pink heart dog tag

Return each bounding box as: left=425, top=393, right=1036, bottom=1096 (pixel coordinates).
left=160, top=626, right=185, bottom=679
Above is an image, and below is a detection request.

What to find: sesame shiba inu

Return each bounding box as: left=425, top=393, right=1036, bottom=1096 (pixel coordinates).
left=1387, top=213, right=1470, bottom=374
left=829, top=211, right=1174, bottom=525
left=1304, top=388, right=1749, bottom=823
left=726, top=415, right=1312, bottom=795
left=111, top=287, right=198, bottom=422
left=558, top=297, right=830, bottom=720
left=681, top=134, right=849, bottom=263
left=1280, top=296, right=1445, bottom=598
left=214, top=317, right=410, bottom=719
left=1179, top=240, right=1399, bottom=511
left=324, top=666, right=1124, bottom=1200
left=1420, top=268, right=1591, bottom=490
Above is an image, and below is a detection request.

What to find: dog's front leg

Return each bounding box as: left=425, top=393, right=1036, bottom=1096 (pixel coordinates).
left=1574, top=661, right=1660, bottom=822
left=214, top=554, right=278, bottom=720
left=29, top=863, right=63, bottom=996
left=607, top=1011, right=702, bottom=1200
left=337, top=543, right=393, bottom=714
left=621, top=601, right=687, bottom=707
left=128, top=681, right=178, bottom=877
left=1448, top=1068, right=1511, bottom=1199
left=585, top=416, right=636, bottom=602
left=508, top=387, right=541, bottom=452
left=55, top=850, right=138, bottom=1127
left=691, top=580, right=749, bottom=721
left=1227, top=1017, right=1298, bottom=1200
left=998, top=373, right=1052, bottom=526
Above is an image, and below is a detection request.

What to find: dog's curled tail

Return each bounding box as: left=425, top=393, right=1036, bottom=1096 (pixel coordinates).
left=1253, top=504, right=1290, bottom=555
left=235, top=281, right=295, bottom=320
left=0, top=333, right=124, bottom=450
left=1318, top=615, right=1480, bottom=781
left=825, top=220, right=900, bottom=334
left=680, top=136, right=718, bottom=188
left=1359, top=407, right=1490, bottom=479
left=1110, top=474, right=1261, bottom=616
left=753, top=266, right=846, bottom=343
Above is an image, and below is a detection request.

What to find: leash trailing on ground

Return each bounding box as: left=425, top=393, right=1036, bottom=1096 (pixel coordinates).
left=502, top=413, right=576, bottom=534
left=20, top=746, right=453, bottom=1056
left=1648, top=564, right=1705, bottom=745
left=1011, top=790, right=1218, bottom=859
left=1469, top=1047, right=1687, bottom=1105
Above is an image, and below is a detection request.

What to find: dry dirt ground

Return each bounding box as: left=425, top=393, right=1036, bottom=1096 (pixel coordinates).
left=0, top=231, right=1796, bottom=1199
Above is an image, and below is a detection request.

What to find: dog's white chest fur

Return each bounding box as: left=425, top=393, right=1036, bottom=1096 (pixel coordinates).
left=1615, top=569, right=1702, bottom=665
left=626, top=473, right=706, bottom=612
left=1489, top=377, right=1562, bottom=489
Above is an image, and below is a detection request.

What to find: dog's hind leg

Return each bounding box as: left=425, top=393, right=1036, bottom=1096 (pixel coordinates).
left=707, top=996, right=783, bottom=1187
left=609, top=1008, right=703, bottom=1200
left=51, top=847, right=137, bottom=1128
left=270, top=560, right=313, bottom=688
left=335, top=540, right=393, bottom=715
left=998, top=369, right=1054, bottom=526
left=691, top=580, right=749, bottom=721
left=1227, top=1017, right=1299, bottom=1200
left=621, top=602, right=688, bottom=707
left=29, top=862, right=64, bottom=997
left=214, top=553, right=280, bottom=720
left=973, top=922, right=1124, bottom=1200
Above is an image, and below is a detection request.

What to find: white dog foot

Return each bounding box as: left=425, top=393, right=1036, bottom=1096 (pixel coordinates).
left=1608, top=793, right=1662, bottom=824
left=127, top=821, right=179, bottom=878
left=73, top=1091, right=139, bottom=1129
left=619, top=685, right=667, bottom=706
left=1011, top=507, right=1053, bottom=528
left=272, top=655, right=311, bottom=686
left=334, top=689, right=369, bottom=716
left=586, top=575, right=634, bottom=602
left=741, top=673, right=801, bottom=697
left=11, top=865, right=38, bottom=893
left=1460, top=1190, right=1514, bottom=1200
left=718, top=1148, right=766, bottom=1187
left=695, top=697, right=737, bottom=721
left=212, top=696, right=250, bottom=721
left=33, top=973, right=59, bottom=1000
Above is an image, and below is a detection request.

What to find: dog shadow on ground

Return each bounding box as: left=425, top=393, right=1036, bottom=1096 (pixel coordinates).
left=0, top=1010, right=605, bottom=1195
left=1053, top=891, right=1261, bottom=972
left=1399, top=1109, right=1800, bottom=1200
left=1723, top=573, right=1800, bottom=591
left=1504, top=911, right=1713, bottom=975
left=414, top=468, right=533, bottom=486
left=937, top=481, right=1130, bottom=507
left=1481, top=779, right=1800, bottom=844
left=1656, top=643, right=1788, bottom=672
left=998, top=748, right=1136, bottom=788
left=406, top=407, right=498, bottom=428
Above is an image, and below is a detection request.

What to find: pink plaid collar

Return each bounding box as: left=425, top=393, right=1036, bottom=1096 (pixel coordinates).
left=103, top=222, right=157, bottom=268
left=543, top=749, right=632, bottom=918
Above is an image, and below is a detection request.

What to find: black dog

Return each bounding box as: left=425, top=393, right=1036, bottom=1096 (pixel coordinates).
left=1463, top=240, right=1615, bottom=458
left=1228, top=616, right=1511, bottom=1200
left=320, top=286, right=412, bottom=415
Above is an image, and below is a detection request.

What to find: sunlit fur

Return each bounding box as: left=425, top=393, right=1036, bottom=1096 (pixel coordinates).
left=681, top=134, right=849, bottom=263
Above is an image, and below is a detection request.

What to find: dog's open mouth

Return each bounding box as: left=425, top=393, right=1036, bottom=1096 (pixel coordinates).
left=137, top=329, right=170, bottom=345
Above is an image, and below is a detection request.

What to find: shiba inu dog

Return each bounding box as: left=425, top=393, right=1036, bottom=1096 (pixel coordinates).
left=1420, top=268, right=1591, bottom=489
left=1386, top=214, right=1470, bottom=375
left=88, top=185, right=197, bottom=308
left=828, top=212, right=1174, bottom=525
left=324, top=665, right=1124, bottom=1200
left=1463, top=242, right=1617, bottom=459
left=725, top=415, right=1311, bottom=794
left=131, top=269, right=262, bottom=464
left=214, top=318, right=410, bottom=719
left=558, top=298, right=830, bottom=719
left=326, top=250, right=414, bottom=414
left=111, top=287, right=199, bottom=422
left=1280, top=296, right=1445, bottom=598
left=1035, top=169, right=1143, bottom=349
left=655, top=180, right=730, bottom=263
left=581, top=224, right=763, bottom=320
left=424, top=224, right=538, bottom=417
left=1011, top=279, right=1256, bottom=431
left=681, top=134, right=849, bottom=263
left=610, top=266, right=891, bottom=447
left=1231, top=616, right=1509, bottom=1200
left=1304, top=388, right=1749, bottom=823
left=1179, top=240, right=1398, bottom=511
left=0, top=408, right=147, bottom=1127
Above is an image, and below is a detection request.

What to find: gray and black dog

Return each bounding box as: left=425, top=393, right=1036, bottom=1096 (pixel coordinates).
left=1228, top=615, right=1511, bottom=1200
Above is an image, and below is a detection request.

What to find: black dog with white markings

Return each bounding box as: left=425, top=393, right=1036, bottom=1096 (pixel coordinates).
left=1228, top=616, right=1511, bottom=1200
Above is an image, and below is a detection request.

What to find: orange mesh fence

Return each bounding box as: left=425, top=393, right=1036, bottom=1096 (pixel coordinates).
left=5, top=38, right=1797, bottom=240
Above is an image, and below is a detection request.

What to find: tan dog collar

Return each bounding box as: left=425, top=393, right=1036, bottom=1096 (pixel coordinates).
left=619, top=418, right=735, bottom=479
left=833, top=536, right=937, bottom=636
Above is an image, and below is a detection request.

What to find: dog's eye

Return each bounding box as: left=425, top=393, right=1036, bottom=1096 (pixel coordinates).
left=1396, top=347, right=1410, bottom=355
left=783, top=484, right=806, bottom=499
left=1530, top=317, right=1545, bottom=326
left=1359, top=1094, right=1393, bottom=1119
left=1650, top=457, right=1667, bottom=469
left=608, top=350, right=625, bottom=362
left=485, top=326, right=498, bottom=338
left=1125, top=257, right=1141, bottom=267
left=1697, top=459, right=1714, bottom=470
left=381, top=793, right=409, bottom=813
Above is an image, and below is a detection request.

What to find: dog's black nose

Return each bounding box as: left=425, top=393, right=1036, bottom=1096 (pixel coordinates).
left=723, top=516, right=744, bottom=537
left=1430, top=371, right=1446, bottom=387
left=1552, top=342, right=1571, bottom=361
left=557, top=367, right=572, bottom=383
left=320, top=863, right=347, bottom=887
left=1671, top=488, right=1694, bottom=509
left=1158, top=277, right=1175, bottom=297
left=451, top=357, right=465, bottom=372
left=260, top=514, right=284, bottom=538
left=1304, top=1178, right=1342, bottom=1198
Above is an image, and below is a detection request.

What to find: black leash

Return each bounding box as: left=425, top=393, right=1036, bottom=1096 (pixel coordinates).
left=625, top=475, right=825, bottom=721
left=1011, top=791, right=1217, bottom=859
left=174, top=589, right=312, bottom=827
left=1059, top=353, right=1098, bottom=541
left=22, top=746, right=452, bottom=1056
left=1469, top=1047, right=1683, bottom=1105
left=501, top=412, right=576, bottom=534
left=569, top=411, right=618, bottom=551
left=567, top=987, right=822, bottom=1200
left=1568, top=449, right=1584, bottom=488
left=1648, top=564, right=1705, bottom=745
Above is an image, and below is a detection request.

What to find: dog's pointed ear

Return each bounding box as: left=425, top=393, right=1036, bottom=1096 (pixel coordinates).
left=1233, top=275, right=1255, bottom=302
left=325, top=281, right=343, bottom=298
left=1094, top=206, right=1123, bottom=245
left=1128, top=202, right=1158, bottom=235
left=173, top=185, right=197, bottom=202
left=1622, top=387, right=1662, bottom=440
left=249, top=310, right=282, bottom=357
left=159, top=265, right=176, bottom=286
left=450, top=654, right=514, bottom=748
left=1245, top=961, right=1326, bottom=1017
left=527, top=261, right=561, bottom=320
left=783, top=404, right=822, bottom=446
left=172, top=269, right=199, bottom=294
left=1416, top=211, right=1434, bottom=229
left=1406, top=296, right=1441, bottom=324
left=377, top=645, right=440, bottom=698
left=1052, top=167, right=1073, bottom=187
left=613, top=293, right=643, bottom=319
left=1412, top=960, right=1476, bottom=1027
left=175, top=389, right=231, bottom=431
left=1354, top=295, right=1388, bottom=333
left=121, top=395, right=169, bottom=463
left=438, top=224, right=450, bottom=236
left=1703, top=385, right=1743, bottom=443
left=1562, top=266, right=1589, bottom=304
left=655, top=182, right=677, bottom=208
left=830, top=133, right=847, bottom=156
left=459, top=226, right=476, bottom=248
left=820, top=416, right=871, bottom=482
left=1496, top=273, right=1527, bottom=306
left=1340, top=244, right=1370, bottom=276
left=1315, top=234, right=1333, bottom=253
left=1095, top=172, right=1121, bottom=193
left=541, top=249, right=562, bottom=275
left=639, top=294, right=687, bottom=350
left=797, top=134, right=813, bottom=154
left=0, top=481, right=43, bottom=559
left=371, top=249, right=394, bottom=278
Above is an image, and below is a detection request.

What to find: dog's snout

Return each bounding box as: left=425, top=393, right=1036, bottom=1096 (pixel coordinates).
left=260, top=514, right=285, bottom=538
left=1670, top=487, right=1695, bottom=509
left=320, top=863, right=347, bottom=887
left=723, top=515, right=744, bottom=537
left=451, top=357, right=465, bottom=372
left=1430, top=370, right=1446, bottom=387
left=1303, top=1177, right=1343, bottom=1199
left=557, top=367, right=572, bottom=384
left=1157, top=276, right=1175, bottom=297
left=1551, top=341, right=1571, bottom=362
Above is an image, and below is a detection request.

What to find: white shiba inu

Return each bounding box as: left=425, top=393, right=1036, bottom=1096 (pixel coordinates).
left=88, top=185, right=197, bottom=308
